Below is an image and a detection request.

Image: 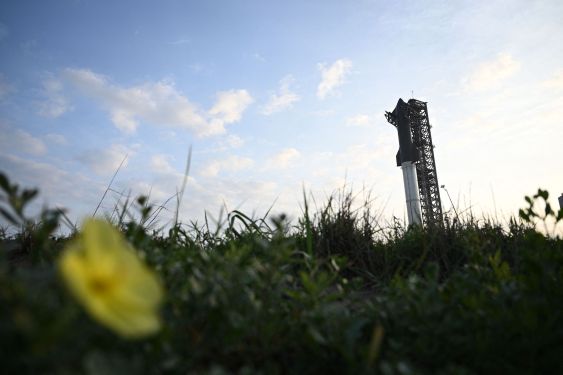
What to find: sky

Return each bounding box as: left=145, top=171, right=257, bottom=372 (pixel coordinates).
left=1, top=0, right=562, bottom=232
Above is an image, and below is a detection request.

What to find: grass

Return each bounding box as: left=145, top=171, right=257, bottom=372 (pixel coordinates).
left=1, top=171, right=563, bottom=374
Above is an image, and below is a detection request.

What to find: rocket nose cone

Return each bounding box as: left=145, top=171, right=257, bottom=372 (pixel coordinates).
left=390, top=99, right=406, bottom=116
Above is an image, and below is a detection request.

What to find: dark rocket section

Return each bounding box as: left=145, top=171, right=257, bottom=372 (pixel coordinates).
left=385, top=98, right=444, bottom=226
left=385, top=99, right=419, bottom=167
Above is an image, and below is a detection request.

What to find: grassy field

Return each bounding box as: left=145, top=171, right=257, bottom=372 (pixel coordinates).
left=1, top=172, right=562, bottom=374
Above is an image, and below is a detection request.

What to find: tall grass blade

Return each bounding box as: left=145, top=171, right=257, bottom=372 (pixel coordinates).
left=92, top=154, right=128, bottom=217
left=174, top=146, right=192, bottom=227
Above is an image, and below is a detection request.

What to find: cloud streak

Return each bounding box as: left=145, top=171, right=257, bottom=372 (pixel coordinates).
left=542, top=69, right=563, bottom=90
left=265, top=148, right=301, bottom=170
left=317, top=59, right=352, bottom=99
left=0, top=74, right=14, bottom=100
left=0, top=123, right=47, bottom=156
left=262, top=75, right=300, bottom=115
left=150, top=154, right=177, bottom=175
left=64, top=68, right=253, bottom=136
left=462, top=53, right=520, bottom=92
left=77, top=144, right=136, bottom=176
left=345, top=114, right=377, bottom=128
left=38, top=76, right=70, bottom=118
left=201, top=155, right=255, bottom=177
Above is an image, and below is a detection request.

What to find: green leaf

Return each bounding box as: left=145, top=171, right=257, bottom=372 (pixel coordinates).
left=367, top=324, right=385, bottom=366
left=0, top=206, right=20, bottom=225
left=299, top=271, right=317, bottom=295
left=21, top=188, right=38, bottom=204
left=0, top=172, right=12, bottom=193
left=307, top=326, right=327, bottom=345
left=137, top=195, right=147, bottom=206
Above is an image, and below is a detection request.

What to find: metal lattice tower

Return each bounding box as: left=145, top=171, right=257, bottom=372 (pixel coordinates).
left=406, top=99, right=443, bottom=226
left=385, top=99, right=443, bottom=226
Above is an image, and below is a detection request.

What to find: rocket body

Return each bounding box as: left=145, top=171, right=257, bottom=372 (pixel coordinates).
left=386, top=99, right=423, bottom=226
left=401, top=161, right=422, bottom=226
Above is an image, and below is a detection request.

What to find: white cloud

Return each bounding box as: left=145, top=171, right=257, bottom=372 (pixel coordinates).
left=45, top=133, right=68, bottom=145
left=150, top=154, right=176, bottom=174
left=0, top=153, right=100, bottom=219
left=77, top=144, right=134, bottom=176
left=253, top=52, right=266, bottom=62
left=64, top=68, right=252, bottom=136
left=200, top=163, right=220, bottom=178
left=128, top=170, right=199, bottom=207
left=111, top=110, right=138, bottom=134
left=143, top=175, right=281, bottom=227
left=542, top=69, right=563, bottom=90
left=266, top=148, right=301, bottom=170
left=38, top=76, right=70, bottom=118
left=346, top=114, right=377, bottom=127
left=0, top=123, right=47, bottom=156
left=224, top=134, right=244, bottom=149
left=208, top=89, right=253, bottom=122
left=262, top=75, right=300, bottom=115
left=317, top=59, right=353, bottom=99
left=462, top=53, right=520, bottom=92
left=314, top=144, right=390, bottom=179
left=199, top=134, right=246, bottom=154
left=0, top=74, right=14, bottom=100
left=12, top=129, right=47, bottom=155
left=200, top=155, right=254, bottom=177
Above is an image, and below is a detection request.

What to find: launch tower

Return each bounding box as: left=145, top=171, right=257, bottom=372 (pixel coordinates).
left=385, top=98, right=443, bottom=226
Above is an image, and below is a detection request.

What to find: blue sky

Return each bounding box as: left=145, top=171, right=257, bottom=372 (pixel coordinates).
left=1, top=0, right=562, bottom=230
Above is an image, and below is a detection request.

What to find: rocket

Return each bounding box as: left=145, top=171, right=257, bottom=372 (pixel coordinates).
left=386, top=99, right=423, bottom=226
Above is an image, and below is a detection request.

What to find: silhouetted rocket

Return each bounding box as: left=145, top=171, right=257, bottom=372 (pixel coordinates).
left=386, top=99, right=423, bottom=226
left=387, top=99, right=419, bottom=166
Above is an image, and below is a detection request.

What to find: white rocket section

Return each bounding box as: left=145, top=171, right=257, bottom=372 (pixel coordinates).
left=401, top=161, right=422, bottom=226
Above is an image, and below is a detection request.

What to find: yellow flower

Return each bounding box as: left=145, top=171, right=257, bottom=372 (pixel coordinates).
left=59, top=218, right=163, bottom=338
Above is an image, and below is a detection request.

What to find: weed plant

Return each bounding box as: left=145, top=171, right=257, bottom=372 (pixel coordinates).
left=1, top=172, right=562, bottom=374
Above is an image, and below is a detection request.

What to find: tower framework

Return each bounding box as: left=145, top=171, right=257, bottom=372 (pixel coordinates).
left=385, top=99, right=443, bottom=226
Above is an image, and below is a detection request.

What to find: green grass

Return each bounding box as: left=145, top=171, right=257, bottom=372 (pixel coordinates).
left=1, top=172, right=562, bottom=374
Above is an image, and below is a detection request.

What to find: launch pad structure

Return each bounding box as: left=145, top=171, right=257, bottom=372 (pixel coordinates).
left=386, top=99, right=444, bottom=227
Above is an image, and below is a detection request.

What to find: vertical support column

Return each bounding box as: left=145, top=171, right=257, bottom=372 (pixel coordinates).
left=401, top=161, right=422, bottom=226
